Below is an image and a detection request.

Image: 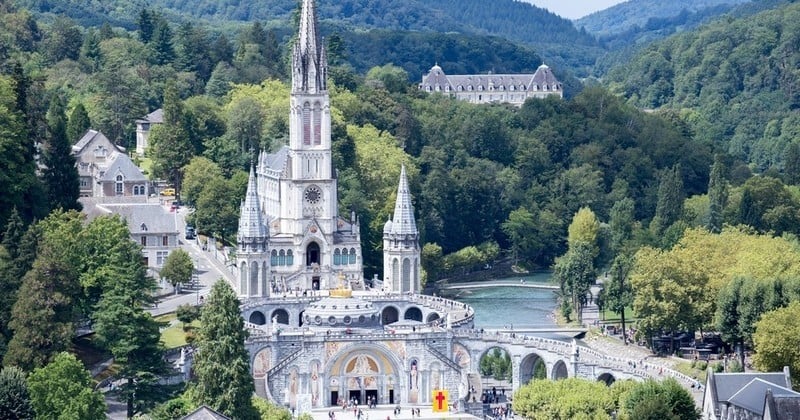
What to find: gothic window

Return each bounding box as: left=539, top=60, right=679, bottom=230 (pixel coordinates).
left=349, top=248, right=356, bottom=264
left=334, top=248, right=341, bottom=265
left=287, top=250, right=294, bottom=266
left=279, top=250, right=286, bottom=266
left=271, top=250, right=278, bottom=266
left=115, top=174, right=124, bottom=195
left=302, top=103, right=311, bottom=145
left=313, top=102, right=322, bottom=145
left=340, top=248, right=348, bottom=265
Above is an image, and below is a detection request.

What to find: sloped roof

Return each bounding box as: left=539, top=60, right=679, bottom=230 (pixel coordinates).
left=531, top=64, right=561, bottom=89
left=390, top=165, right=417, bottom=235
left=181, top=405, right=231, bottom=420
left=713, top=371, right=790, bottom=404
left=136, top=108, right=163, bottom=124
left=97, top=203, right=177, bottom=234
left=420, top=63, right=562, bottom=92
left=728, top=378, right=800, bottom=416
left=764, top=388, right=800, bottom=419
left=99, top=154, right=147, bottom=182
left=72, top=129, right=123, bottom=154
left=261, top=146, right=291, bottom=174
left=237, top=166, right=268, bottom=240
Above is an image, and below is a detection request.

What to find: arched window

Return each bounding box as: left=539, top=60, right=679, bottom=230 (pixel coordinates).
left=313, top=102, right=322, bottom=145
left=334, top=249, right=341, bottom=265
left=340, top=248, right=348, bottom=265
left=115, top=174, right=123, bottom=195
left=286, top=250, right=293, bottom=266
left=349, top=248, right=356, bottom=265
left=270, top=250, right=278, bottom=266
left=302, top=102, right=311, bottom=145
left=278, top=250, right=286, bottom=266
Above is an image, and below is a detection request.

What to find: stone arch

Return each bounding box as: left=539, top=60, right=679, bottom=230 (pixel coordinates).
left=551, top=360, right=569, bottom=380
left=479, top=346, right=512, bottom=381
left=426, top=313, right=441, bottom=323
left=598, top=372, right=616, bottom=386
left=249, top=311, right=266, bottom=325
left=402, top=258, right=411, bottom=291
left=271, top=308, right=289, bottom=325
left=306, top=241, right=320, bottom=266
left=404, top=306, right=423, bottom=322
left=323, top=342, right=404, bottom=406
left=298, top=310, right=305, bottom=327
left=381, top=306, right=399, bottom=325
left=519, top=352, right=547, bottom=385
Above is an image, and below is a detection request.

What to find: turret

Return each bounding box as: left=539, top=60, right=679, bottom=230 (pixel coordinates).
left=382, top=165, right=421, bottom=293
left=236, top=165, right=269, bottom=297
left=292, top=0, right=327, bottom=94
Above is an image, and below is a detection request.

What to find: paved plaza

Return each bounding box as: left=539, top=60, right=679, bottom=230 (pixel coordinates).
left=303, top=404, right=482, bottom=420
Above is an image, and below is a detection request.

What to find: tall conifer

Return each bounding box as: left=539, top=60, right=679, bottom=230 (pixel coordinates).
left=42, top=95, right=81, bottom=212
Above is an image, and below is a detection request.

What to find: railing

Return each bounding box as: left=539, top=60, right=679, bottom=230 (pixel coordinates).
left=425, top=341, right=463, bottom=372
left=266, top=348, right=304, bottom=378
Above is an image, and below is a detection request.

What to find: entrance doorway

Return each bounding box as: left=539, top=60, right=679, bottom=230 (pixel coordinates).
left=365, top=390, right=378, bottom=405
left=307, top=242, right=320, bottom=266
left=348, top=390, right=361, bottom=405
left=388, top=389, right=394, bottom=404
left=330, top=391, right=338, bottom=406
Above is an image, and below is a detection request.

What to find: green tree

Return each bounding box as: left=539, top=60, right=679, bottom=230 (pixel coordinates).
left=193, top=175, right=241, bottom=240
left=619, top=378, right=700, bottom=420
left=553, top=242, right=595, bottom=323
left=150, top=81, right=193, bottom=191
left=421, top=243, right=443, bottom=284
left=513, top=378, right=615, bottom=420
left=609, top=197, right=635, bottom=254
left=27, top=352, right=106, bottom=419
left=182, top=157, right=223, bottom=206
left=150, top=18, right=175, bottom=65
left=193, top=280, right=259, bottom=419
left=92, top=238, right=165, bottom=417
left=66, top=102, right=90, bottom=142
left=4, top=211, right=83, bottom=371
left=567, top=206, right=600, bottom=252
left=0, top=366, right=33, bottom=419
left=42, top=94, right=81, bottom=212
left=752, top=301, right=800, bottom=384
left=252, top=397, right=292, bottom=420
left=136, top=9, right=156, bottom=43
left=603, top=254, right=634, bottom=343
left=161, top=249, right=194, bottom=292
left=176, top=303, right=200, bottom=326
left=651, top=165, right=685, bottom=236
left=706, top=157, right=728, bottom=233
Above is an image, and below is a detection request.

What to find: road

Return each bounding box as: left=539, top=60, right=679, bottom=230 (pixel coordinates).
left=149, top=206, right=235, bottom=317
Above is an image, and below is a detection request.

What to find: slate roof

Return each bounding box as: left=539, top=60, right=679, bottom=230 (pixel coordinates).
left=72, top=129, right=122, bottom=154
left=728, top=378, right=800, bottom=416
left=136, top=108, right=163, bottom=124
left=97, top=204, right=178, bottom=234
left=237, top=166, right=268, bottom=240
left=764, top=388, right=800, bottom=419
left=420, top=63, right=562, bottom=93
left=389, top=165, right=417, bottom=235
left=99, top=154, right=147, bottom=182
left=181, top=405, right=231, bottom=420
left=713, top=372, right=791, bottom=404
left=260, top=146, right=291, bottom=174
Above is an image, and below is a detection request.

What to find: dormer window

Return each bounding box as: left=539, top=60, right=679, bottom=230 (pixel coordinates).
left=94, top=146, right=107, bottom=158
left=140, top=223, right=148, bottom=231
left=115, top=174, right=123, bottom=195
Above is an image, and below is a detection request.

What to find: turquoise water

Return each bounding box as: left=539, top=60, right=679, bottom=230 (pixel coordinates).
left=450, top=274, right=559, bottom=329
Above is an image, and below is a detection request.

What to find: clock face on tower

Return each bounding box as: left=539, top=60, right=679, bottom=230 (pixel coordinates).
left=304, top=185, right=322, bottom=204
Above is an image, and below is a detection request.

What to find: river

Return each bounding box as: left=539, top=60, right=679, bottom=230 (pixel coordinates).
left=444, top=273, right=559, bottom=329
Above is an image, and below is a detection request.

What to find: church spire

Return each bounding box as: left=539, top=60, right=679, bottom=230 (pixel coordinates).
left=237, top=165, right=267, bottom=242
left=292, top=0, right=326, bottom=94
left=390, top=165, right=417, bottom=235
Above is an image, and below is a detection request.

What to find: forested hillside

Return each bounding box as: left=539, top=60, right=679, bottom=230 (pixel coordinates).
left=606, top=1, right=800, bottom=172
left=576, top=0, right=751, bottom=36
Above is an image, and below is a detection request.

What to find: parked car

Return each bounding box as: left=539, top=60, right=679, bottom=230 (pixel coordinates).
left=185, top=226, right=196, bottom=239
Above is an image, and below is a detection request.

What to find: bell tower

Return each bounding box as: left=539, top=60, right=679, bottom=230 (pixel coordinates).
left=383, top=166, right=421, bottom=293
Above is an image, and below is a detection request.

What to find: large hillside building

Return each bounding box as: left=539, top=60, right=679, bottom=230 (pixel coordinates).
left=419, top=63, right=563, bottom=106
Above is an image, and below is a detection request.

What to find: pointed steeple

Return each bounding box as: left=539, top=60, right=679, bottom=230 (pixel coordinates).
left=390, top=165, right=417, bottom=235
left=238, top=166, right=267, bottom=242
left=292, top=0, right=327, bottom=94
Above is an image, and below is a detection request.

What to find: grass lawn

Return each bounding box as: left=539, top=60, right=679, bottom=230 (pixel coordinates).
left=600, top=306, right=637, bottom=324
left=160, top=316, right=201, bottom=349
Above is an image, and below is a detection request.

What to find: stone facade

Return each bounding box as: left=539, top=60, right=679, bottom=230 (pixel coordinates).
left=419, top=64, right=563, bottom=106
left=72, top=129, right=149, bottom=198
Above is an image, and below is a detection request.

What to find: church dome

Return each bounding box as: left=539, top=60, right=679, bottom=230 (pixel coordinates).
left=303, top=296, right=382, bottom=330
